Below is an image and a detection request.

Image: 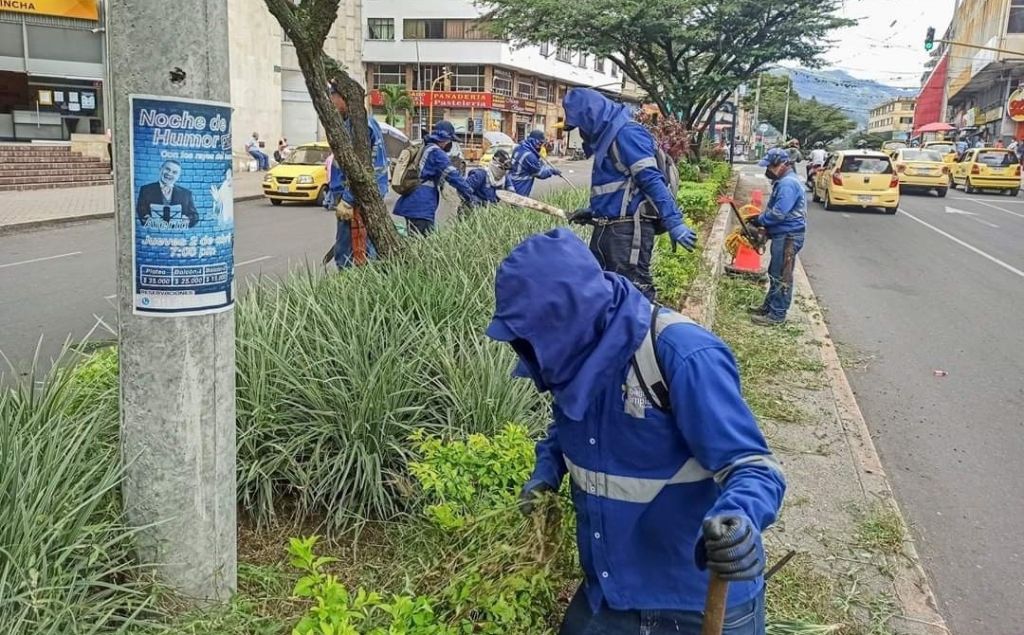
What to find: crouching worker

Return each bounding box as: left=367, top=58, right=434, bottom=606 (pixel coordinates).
left=510, top=130, right=561, bottom=196
left=327, top=82, right=390, bottom=268
left=394, top=120, right=478, bottom=235
left=463, top=149, right=513, bottom=212
left=486, top=228, right=785, bottom=635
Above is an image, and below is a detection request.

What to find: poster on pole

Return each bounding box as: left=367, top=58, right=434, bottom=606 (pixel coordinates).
left=130, top=95, right=234, bottom=316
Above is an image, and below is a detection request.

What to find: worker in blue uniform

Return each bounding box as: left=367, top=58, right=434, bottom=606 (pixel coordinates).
left=749, top=147, right=807, bottom=325
left=562, top=88, right=697, bottom=299
left=486, top=228, right=785, bottom=635
left=327, top=83, right=390, bottom=267
left=394, top=120, right=477, bottom=235
left=465, top=149, right=512, bottom=206
left=510, top=130, right=561, bottom=196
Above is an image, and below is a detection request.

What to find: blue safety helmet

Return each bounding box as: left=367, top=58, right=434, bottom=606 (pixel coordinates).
left=758, top=147, right=791, bottom=167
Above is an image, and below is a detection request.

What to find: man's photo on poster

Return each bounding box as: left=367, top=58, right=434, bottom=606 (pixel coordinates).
left=136, top=159, right=199, bottom=229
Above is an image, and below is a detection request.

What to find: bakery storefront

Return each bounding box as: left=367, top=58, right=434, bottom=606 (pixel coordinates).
left=0, top=0, right=106, bottom=141
left=369, top=89, right=544, bottom=143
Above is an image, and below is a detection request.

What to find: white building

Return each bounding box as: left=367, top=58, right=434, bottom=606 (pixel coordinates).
left=361, top=0, right=624, bottom=145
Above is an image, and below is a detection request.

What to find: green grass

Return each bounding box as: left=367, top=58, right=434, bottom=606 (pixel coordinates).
left=854, top=504, right=906, bottom=557
left=713, top=277, right=823, bottom=423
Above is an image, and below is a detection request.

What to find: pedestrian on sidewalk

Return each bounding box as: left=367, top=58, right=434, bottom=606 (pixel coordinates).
left=562, top=88, right=697, bottom=299
left=246, top=132, right=270, bottom=171
left=750, top=147, right=807, bottom=326
left=487, top=227, right=785, bottom=635
left=327, top=82, right=389, bottom=268
left=394, top=120, right=477, bottom=235
left=509, top=130, right=561, bottom=196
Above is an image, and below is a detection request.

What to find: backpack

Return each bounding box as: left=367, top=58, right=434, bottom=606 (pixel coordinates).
left=630, top=304, right=697, bottom=412
left=390, top=143, right=430, bottom=195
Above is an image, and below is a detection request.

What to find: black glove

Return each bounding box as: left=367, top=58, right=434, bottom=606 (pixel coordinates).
left=697, top=515, right=764, bottom=581
left=519, top=482, right=555, bottom=516
left=568, top=208, right=594, bottom=226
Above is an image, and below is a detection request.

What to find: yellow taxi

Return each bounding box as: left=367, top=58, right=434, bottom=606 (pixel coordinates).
left=892, top=148, right=950, bottom=197
left=951, top=147, right=1022, bottom=196
left=812, top=150, right=900, bottom=214
left=262, top=142, right=331, bottom=206
left=480, top=143, right=514, bottom=167
left=922, top=141, right=957, bottom=163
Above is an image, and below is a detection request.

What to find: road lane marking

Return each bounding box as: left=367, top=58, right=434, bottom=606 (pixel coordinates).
left=968, top=199, right=1024, bottom=219
left=236, top=256, right=272, bottom=267
left=944, top=206, right=977, bottom=216
left=0, top=251, right=82, bottom=270
left=898, top=208, right=1024, bottom=279
left=104, top=294, right=116, bottom=300
left=970, top=217, right=1000, bottom=228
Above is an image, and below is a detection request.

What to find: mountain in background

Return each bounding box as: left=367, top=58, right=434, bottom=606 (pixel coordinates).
left=769, top=68, right=918, bottom=127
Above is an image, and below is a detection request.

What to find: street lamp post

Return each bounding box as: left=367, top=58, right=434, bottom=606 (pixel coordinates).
left=427, top=69, right=452, bottom=132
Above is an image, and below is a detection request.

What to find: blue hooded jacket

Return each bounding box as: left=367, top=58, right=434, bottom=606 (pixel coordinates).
left=394, top=121, right=476, bottom=221
left=564, top=89, right=684, bottom=232
left=509, top=133, right=557, bottom=196
left=486, top=228, right=785, bottom=613
left=756, top=169, right=807, bottom=237
left=329, top=116, right=389, bottom=204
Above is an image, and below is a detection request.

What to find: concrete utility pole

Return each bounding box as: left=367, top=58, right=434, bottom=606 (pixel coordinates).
left=108, top=0, right=236, bottom=603
left=751, top=74, right=762, bottom=149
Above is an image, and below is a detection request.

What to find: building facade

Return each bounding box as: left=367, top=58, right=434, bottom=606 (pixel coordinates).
left=868, top=97, right=917, bottom=140
left=0, top=0, right=364, bottom=164
left=0, top=3, right=106, bottom=141
left=945, top=0, right=1024, bottom=143
left=361, top=0, right=624, bottom=145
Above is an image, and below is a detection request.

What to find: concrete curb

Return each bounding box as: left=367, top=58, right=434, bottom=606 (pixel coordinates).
left=0, top=194, right=266, bottom=236
left=794, top=262, right=951, bottom=635
left=679, top=178, right=736, bottom=327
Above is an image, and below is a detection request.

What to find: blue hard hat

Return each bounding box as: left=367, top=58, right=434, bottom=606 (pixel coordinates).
left=432, top=120, right=456, bottom=141
left=758, top=147, right=791, bottom=167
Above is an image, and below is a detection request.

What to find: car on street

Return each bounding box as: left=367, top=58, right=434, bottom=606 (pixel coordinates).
left=262, top=142, right=331, bottom=206
left=922, top=141, right=957, bottom=163
left=892, top=148, right=950, bottom=197
left=950, top=147, right=1022, bottom=196
left=812, top=150, right=900, bottom=214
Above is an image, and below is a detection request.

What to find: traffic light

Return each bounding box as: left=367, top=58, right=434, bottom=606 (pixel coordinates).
left=925, top=27, right=936, bottom=51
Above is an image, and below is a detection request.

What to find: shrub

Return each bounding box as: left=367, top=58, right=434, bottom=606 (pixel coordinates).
left=677, top=161, right=701, bottom=183
left=652, top=229, right=702, bottom=307
left=677, top=181, right=721, bottom=225
left=0, top=350, right=151, bottom=635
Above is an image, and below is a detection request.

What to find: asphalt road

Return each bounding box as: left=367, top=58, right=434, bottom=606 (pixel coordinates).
left=783, top=166, right=1024, bottom=634
left=0, top=164, right=591, bottom=374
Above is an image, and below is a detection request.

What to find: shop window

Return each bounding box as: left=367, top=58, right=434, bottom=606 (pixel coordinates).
left=517, top=78, right=535, bottom=100
left=556, top=47, right=572, bottom=63
left=536, top=81, right=550, bottom=103
left=493, top=69, right=513, bottom=97
left=404, top=19, right=445, bottom=40
left=368, top=18, right=394, bottom=41
left=453, top=65, right=485, bottom=92
left=1010, top=0, right=1024, bottom=33
left=373, top=64, right=405, bottom=89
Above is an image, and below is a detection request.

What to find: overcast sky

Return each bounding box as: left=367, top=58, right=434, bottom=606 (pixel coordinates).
left=818, top=0, right=958, bottom=87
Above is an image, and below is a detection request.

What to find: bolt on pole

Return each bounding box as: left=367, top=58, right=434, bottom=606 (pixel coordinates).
left=108, top=0, right=236, bottom=603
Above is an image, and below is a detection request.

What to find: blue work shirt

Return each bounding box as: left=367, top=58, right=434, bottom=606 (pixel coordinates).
left=509, top=139, right=556, bottom=196
left=465, top=167, right=511, bottom=204
left=756, top=169, right=807, bottom=237
left=394, top=138, right=475, bottom=221
left=564, top=88, right=684, bottom=232
left=329, top=117, right=389, bottom=203
left=486, top=228, right=785, bottom=614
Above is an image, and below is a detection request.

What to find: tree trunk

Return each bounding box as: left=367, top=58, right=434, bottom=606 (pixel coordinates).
left=263, top=0, right=403, bottom=259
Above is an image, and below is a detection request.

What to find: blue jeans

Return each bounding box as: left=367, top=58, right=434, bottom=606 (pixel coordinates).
left=249, top=149, right=269, bottom=170
left=763, top=232, right=805, bottom=321
left=589, top=220, right=657, bottom=300
left=335, top=219, right=377, bottom=268
left=406, top=217, right=435, bottom=236
left=559, top=585, right=765, bottom=635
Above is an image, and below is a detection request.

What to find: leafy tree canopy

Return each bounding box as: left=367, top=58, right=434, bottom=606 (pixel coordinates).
left=743, top=74, right=856, bottom=148
left=483, top=0, right=854, bottom=134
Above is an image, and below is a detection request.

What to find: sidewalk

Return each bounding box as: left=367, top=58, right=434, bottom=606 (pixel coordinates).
left=0, top=170, right=266, bottom=233
left=718, top=175, right=949, bottom=633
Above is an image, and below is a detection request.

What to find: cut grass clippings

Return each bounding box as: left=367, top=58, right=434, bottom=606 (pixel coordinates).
left=713, top=277, right=823, bottom=423
left=854, top=504, right=906, bottom=558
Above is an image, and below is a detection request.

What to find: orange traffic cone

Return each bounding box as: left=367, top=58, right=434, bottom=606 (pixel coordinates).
left=726, top=243, right=765, bottom=277
left=751, top=189, right=764, bottom=208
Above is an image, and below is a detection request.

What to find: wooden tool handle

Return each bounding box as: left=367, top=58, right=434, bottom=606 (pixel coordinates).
left=701, top=573, right=730, bottom=635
